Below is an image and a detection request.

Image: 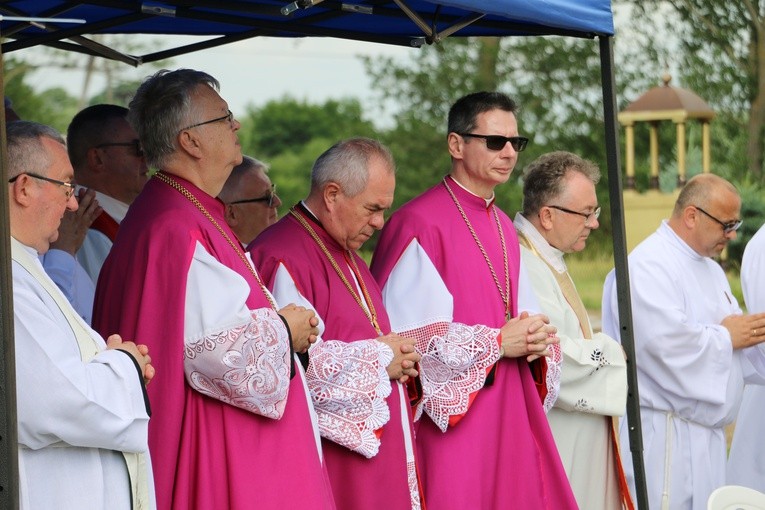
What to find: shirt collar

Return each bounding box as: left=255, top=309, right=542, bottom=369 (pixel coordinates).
left=448, top=175, right=495, bottom=207
left=513, top=212, right=567, bottom=273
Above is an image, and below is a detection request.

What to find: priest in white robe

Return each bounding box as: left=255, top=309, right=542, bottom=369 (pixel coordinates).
left=8, top=121, right=154, bottom=510
left=602, top=173, right=765, bottom=510
left=515, top=151, right=632, bottom=509
left=727, top=221, right=765, bottom=491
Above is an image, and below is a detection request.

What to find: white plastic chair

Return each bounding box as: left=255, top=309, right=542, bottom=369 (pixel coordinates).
left=708, top=485, right=765, bottom=510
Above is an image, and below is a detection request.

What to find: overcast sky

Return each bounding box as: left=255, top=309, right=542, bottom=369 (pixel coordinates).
left=23, top=35, right=415, bottom=126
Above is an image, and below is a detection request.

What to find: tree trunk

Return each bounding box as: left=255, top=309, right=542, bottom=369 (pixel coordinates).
left=748, top=21, right=765, bottom=181
left=476, top=37, right=501, bottom=91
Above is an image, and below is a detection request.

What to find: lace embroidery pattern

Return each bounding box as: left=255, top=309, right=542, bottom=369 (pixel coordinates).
left=543, top=342, right=563, bottom=413
left=184, top=308, right=291, bottom=419
left=573, top=398, right=594, bottom=412
left=589, top=347, right=611, bottom=374
left=402, top=321, right=501, bottom=432
left=408, top=460, right=422, bottom=510
left=306, top=339, right=393, bottom=458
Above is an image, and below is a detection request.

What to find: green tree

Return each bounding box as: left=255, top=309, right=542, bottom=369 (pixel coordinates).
left=237, top=96, right=381, bottom=215
left=631, top=0, right=765, bottom=182
left=239, top=96, right=378, bottom=159
left=362, top=32, right=662, bottom=251
left=3, top=58, right=79, bottom=131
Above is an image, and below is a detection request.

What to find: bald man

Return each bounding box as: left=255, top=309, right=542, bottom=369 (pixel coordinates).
left=603, top=173, right=765, bottom=510
left=218, top=156, right=281, bottom=248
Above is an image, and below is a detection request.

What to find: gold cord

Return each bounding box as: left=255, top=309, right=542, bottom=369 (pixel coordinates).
left=442, top=177, right=511, bottom=320
left=154, top=171, right=278, bottom=311
left=289, top=207, right=382, bottom=335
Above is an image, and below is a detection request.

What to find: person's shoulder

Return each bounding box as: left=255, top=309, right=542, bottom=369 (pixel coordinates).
left=250, top=215, right=302, bottom=254
left=387, top=184, right=444, bottom=226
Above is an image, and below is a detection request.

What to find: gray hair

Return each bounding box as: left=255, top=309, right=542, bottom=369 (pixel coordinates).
left=7, top=121, right=66, bottom=180
left=218, top=155, right=270, bottom=203
left=311, top=138, right=395, bottom=198
left=674, top=173, right=738, bottom=216
left=522, top=151, right=600, bottom=216
left=128, top=68, right=219, bottom=169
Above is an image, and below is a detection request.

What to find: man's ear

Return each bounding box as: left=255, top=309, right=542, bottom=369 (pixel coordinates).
left=323, top=182, right=341, bottom=211
left=87, top=147, right=106, bottom=174
left=447, top=132, right=464, bottom=160
left=224, top=204, right=238, bottom=226
left=683, top=205, right=699, bottom=229
left=10, top=175, right=35, bottom=207
left=177, top=130, right=203, bottom=159
left=538, top=207, right=554, bottom=231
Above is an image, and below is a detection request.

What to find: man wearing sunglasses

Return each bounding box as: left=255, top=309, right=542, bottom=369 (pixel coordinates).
left=514, top=151, right=631, bottom=510
left=219, top=155, right=282, bottom=249
left=371, top=91, right=576, bottom=509
left=602, top=173, right=765, bottom=510
left=42, top=104, right=149, bottom=323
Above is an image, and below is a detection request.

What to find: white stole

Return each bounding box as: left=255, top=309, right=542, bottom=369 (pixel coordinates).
left=11, top=237, right=151, bottom=509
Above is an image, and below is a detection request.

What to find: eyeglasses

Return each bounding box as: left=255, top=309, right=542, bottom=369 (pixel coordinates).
left=8, top=172, right=76, bottom=198
left=229, top=185, right=278, bottom=207
left=457, top=132, right=529, bottom=152
left=548, top=204, right=601, bottom=224
left=95, top=139, right=144, bottom=158
left=179, top=110, right=235, bottom=133
left=694, top=205, right=742, bottom=234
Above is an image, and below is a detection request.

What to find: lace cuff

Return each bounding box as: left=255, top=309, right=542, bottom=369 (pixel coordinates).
left=401, top=321, right=501, bottom=432
left=542, top=341, right=562, bottom=412
left=306, top=339, right=393, bottom=458
left=184, top=308, right=292, bottom=419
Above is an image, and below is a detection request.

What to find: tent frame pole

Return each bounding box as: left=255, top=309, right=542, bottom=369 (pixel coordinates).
left=599, top=34, right=648, bottom=510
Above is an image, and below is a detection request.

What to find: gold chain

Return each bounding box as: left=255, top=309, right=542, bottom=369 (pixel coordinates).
left=154, top=171, right=278, bottom=310
left=442, top=177, right=511, bottom=319
left=289, top=207, right=382, bottom=335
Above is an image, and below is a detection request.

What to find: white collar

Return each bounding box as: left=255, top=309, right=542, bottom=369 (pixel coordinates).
left=448, top=175, right=495, bottom=207
left=75, top=185, right=130, bottom=223
left=513, top=212, right=567, bottom=273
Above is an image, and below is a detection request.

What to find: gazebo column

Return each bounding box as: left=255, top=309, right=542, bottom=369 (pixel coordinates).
left=702, top=121, right=711, bottom=173
left=676, top=121, right=686, bottom=187
left=649, top=121, right=660, bottom=189
left=624, top=122, right=636, bottom=189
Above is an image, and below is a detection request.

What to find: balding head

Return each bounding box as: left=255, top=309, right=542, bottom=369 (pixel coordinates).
left=219, top=156, right=280, bottom=247
left=669, top=173, right=741, bottom=258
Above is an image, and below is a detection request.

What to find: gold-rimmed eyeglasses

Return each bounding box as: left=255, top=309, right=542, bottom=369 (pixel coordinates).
left=8, top=172, right=76, bottom=198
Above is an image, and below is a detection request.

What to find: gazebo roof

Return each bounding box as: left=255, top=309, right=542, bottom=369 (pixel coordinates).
left=618, top=73, right=715, bottom=124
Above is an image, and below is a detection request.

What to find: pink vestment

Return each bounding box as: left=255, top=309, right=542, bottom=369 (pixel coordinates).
left=93, top=176, right=335, bottom=510
left=371, top=178, right=577, bottom=509
left=249, top=205, right=422, bottom=510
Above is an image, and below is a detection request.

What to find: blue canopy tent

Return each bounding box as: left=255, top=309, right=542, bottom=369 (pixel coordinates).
left=0, top=2, right=645, bottom=508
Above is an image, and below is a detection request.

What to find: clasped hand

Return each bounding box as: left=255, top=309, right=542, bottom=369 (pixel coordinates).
left=279, top=303, right=320, bottom=353
left=106, top=334, right=155, bottom=385
left=378, top=333, right=421, bottom=383
left=499, top=311, right=558, bottom=362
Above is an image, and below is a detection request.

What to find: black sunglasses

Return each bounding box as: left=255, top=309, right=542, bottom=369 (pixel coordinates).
left=229, top=185, right=278, bottom=207
left=694, top=205, right=742, bottom=234
left=95, top=139, right=144, bottom=158
left=458, top=132, right=529, bottom=152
